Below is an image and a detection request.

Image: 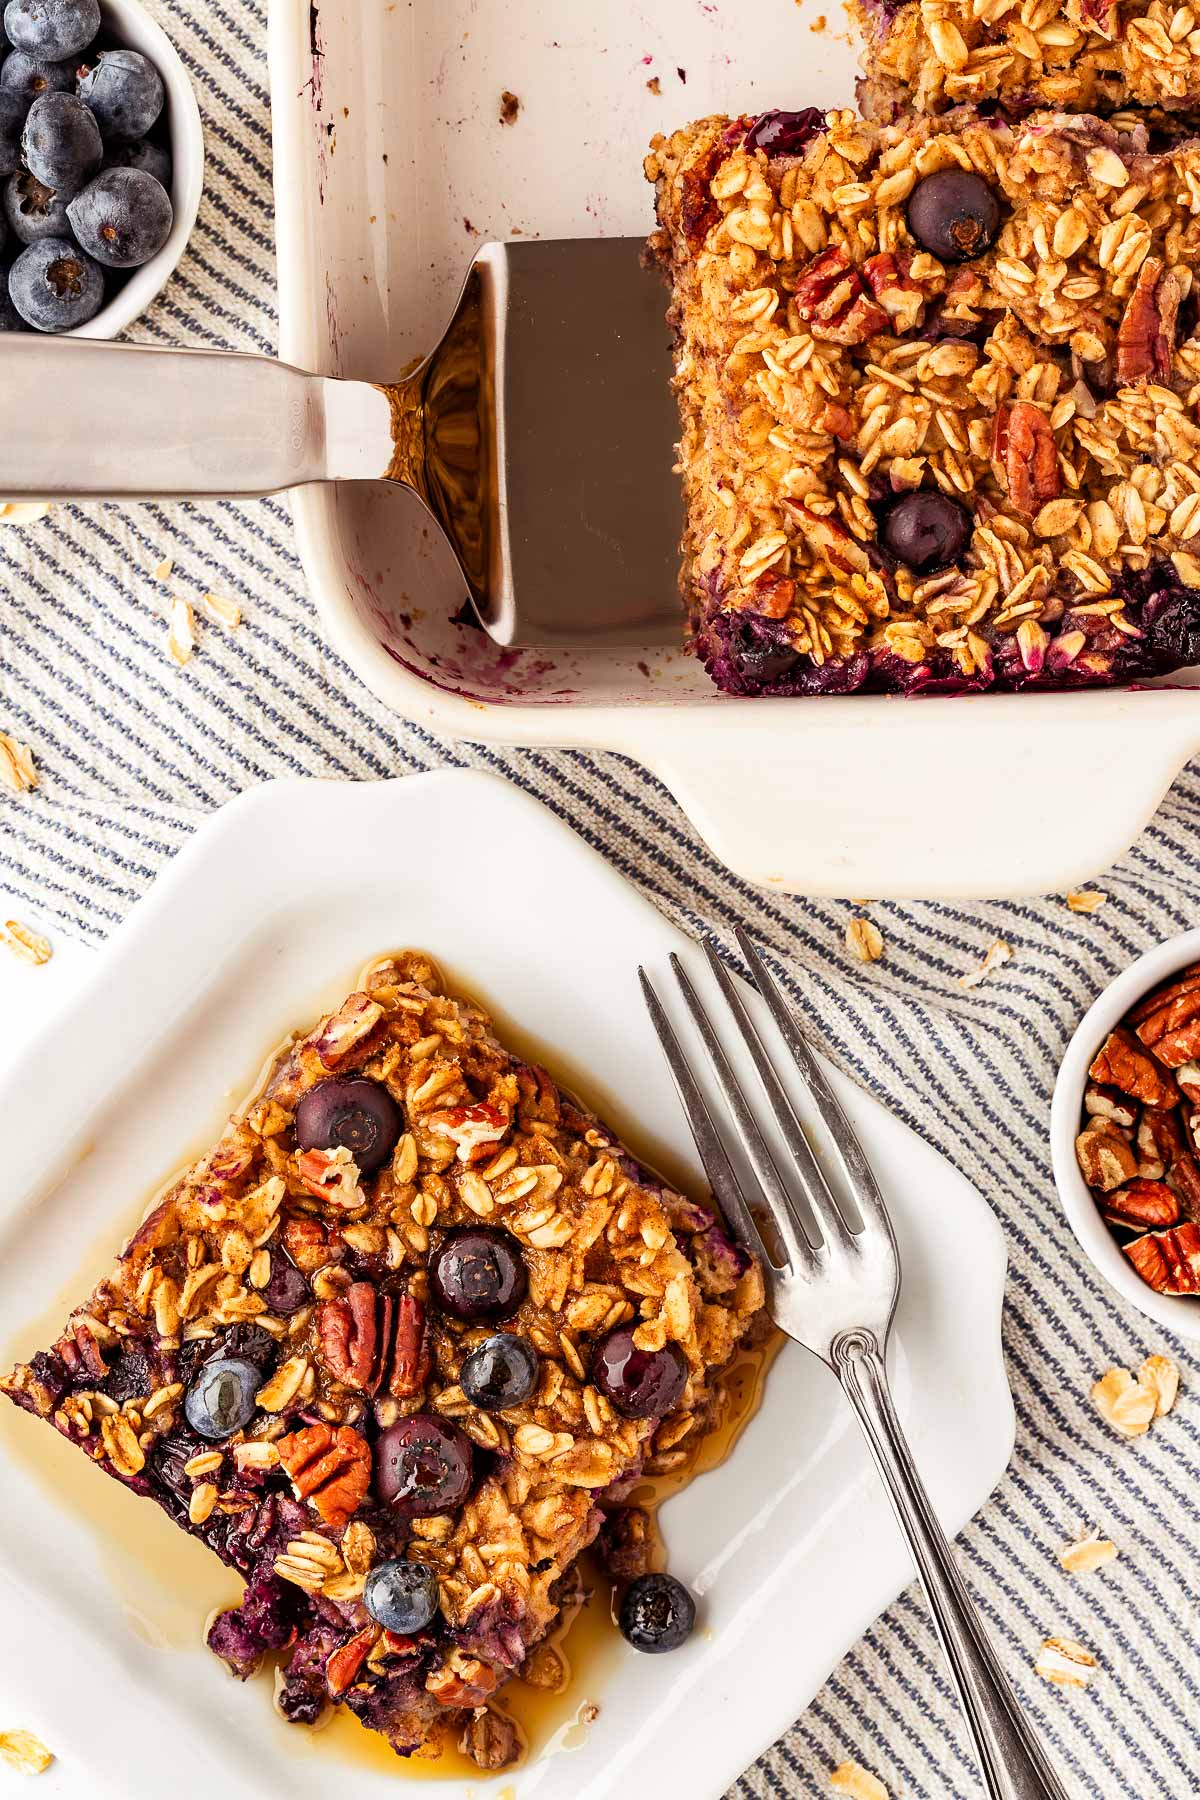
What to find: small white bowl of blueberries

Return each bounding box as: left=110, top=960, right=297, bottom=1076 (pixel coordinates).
left=0, top=0, right=201, bottom=336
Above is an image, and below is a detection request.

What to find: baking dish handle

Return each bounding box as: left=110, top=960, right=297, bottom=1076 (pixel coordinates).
left=643, top=697, right=1200, bottom=898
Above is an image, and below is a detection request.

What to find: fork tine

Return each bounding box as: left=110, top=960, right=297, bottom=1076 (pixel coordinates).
left=664, top=954, right=818, bottom=1274
left=734, top=928, right=898, bottom=1251
left=638, top=969, right=778, bottom=1274
left=700, top=937, right=856, bottom=1253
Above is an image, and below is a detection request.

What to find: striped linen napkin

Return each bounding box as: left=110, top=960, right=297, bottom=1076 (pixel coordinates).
left=2, top=2, right=1200, bottom=1793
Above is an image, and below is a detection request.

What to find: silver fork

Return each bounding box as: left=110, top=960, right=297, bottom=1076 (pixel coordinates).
left=639, top=929, right=1073, bottom=1800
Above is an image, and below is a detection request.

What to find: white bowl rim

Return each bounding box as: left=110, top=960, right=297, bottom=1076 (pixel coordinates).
left=60, top=0, right=204, bottom=340
left=1050, top=927, right=1200, bottom=1340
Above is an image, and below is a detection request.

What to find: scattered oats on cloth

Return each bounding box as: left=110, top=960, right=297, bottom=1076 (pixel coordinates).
left=1034, top=1638, right=1098, bottom=1689
left=0, top=731, right=37, bottom=795
left=0, top=1729, right=54, bottom=1775
left=959, top=939, right=1012, bottom=990
left=0, top=502, right=51, bottom=528
left=1, top=920, right=52, bottom=966
left=1092, top=1355, right=1180, bottom=1437
left=845, top=916, right=885, bottom=963
left=1059, top=1531, right=1119, bottom=1576
left=1066, top=890, right=1107, bottom=914
left=830, top=1761, right=890, bottom=1799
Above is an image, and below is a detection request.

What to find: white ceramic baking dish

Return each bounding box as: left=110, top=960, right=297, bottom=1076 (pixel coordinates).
left=266, top=0, right=1200, bottom=899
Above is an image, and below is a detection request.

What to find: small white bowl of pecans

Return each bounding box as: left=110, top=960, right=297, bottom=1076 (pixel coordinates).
left=1052, top=931, right=1200, bottom=1339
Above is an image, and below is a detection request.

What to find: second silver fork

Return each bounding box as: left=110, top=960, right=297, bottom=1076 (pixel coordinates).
left=640, top=929, right=1072, bottom=1800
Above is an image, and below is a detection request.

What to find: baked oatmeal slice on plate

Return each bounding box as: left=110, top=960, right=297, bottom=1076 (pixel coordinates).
left=1, top=950, right=764, bottom=1772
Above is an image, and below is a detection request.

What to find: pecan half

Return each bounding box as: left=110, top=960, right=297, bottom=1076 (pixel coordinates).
left=1128, top=965, right=1200, bottom=1026
left=1132, top=976, right=1200, bottom=1069
left=992, top=403, right=1060, bottom=515
left=277, top=1423, right=371, bottom=1531
left=1175, top=1058, right=1200, bottom=1106
left=326, top=1626, right=379, bottom=1697
left=1076, top=1121, right=1138, bottom=1192
left=319, top=1283, right=376, bottom=1388
left=53, top=1320, right=108, bottom=1380
left=1137, top=1106, right=1183, bottom=1178
left=1089, top=1028, right=1177, bottom=1107
left=1102, top=1179, right=1180, bottom=1231
left=1115, top=258, right=1181, bottom=386
left=1125, top=1220, right=1200, bottom=1294
left=318, top=1285, right=430, bottom=1398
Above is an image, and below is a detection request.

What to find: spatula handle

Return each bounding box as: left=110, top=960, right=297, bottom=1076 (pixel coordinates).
left=0, top=337, right=394, bottom=498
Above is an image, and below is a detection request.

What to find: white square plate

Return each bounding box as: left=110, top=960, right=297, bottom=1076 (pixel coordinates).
left=0, top=772, right=1013, bottom=1799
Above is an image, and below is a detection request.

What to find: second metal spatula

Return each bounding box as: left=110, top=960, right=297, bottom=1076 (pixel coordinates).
left=0, top=239, right=683, bottom=647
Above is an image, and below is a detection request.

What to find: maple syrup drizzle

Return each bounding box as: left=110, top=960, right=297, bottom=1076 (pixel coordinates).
left=0, top=949, right=779, bottom=1779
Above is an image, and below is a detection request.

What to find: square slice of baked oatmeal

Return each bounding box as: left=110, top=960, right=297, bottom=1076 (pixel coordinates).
left=646, top=106, right=1200, bottom=696
left=2, top=951, right=765, bottom=1771
left=852, top=0, right=1200, bottom=126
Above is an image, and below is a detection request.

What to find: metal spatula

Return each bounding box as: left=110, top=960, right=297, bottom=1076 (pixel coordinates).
left=0, top=239, right=682, bottom=647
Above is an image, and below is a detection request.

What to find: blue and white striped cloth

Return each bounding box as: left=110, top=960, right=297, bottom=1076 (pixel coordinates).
left=2, top=2, right=1200, bottom=1793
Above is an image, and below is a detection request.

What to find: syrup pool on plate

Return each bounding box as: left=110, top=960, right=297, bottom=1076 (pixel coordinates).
left=0, top=948, right=779, bottom=1779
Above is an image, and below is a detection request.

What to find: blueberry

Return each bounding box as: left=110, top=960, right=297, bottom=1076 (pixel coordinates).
left=591, top=1327, right=687, bottom=1420
left=730, top=624, right=801, bottom=686
left=102, top=133, right=169, bottom=189
left=295, top=1076, right=402, bottom=1175
left=66, top=165, right=171, bottom=267
left=0, top=85, right=27, bottom=172
left=77, top=48, right=163, bottom=142
left=22, top=90, right=100, bottom=189
left=879, top=491, right=972, bottom=573
left=3, top=169, right=68, bottom=241
left=261, top=1249, right=310, bottom=1314
left=98, top=1349, right=154, bottom=1404
left=183, top=1356, right=260, bottom=1440
left=618, top=1573, right=696, bottom=1654
left=8, top=234, right=101, bottom=328
left=460, top=1332, right=539, bottom=1412
left=0, top=48, right=75, bottom=99
left=375, top=1414, right=474, bottom=1518
left=0, top=265, right=24, bottom=329
left=907, top=169, right=1001, bottom=263
left=429, top=1227, right=527, bottom=1323
left=363, top=1558, right=440, bottom=1634
left=743, top=108, right=826, bottom=157
left=4, top=0, right=97, bottom=59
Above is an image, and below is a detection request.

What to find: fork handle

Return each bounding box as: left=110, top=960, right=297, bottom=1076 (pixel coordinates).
left=832, top=1329, right=1074, bottom=1800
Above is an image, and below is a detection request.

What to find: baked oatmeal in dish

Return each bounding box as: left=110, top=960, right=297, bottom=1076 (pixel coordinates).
left=853, top=0, right=1200, bottom=124
left=645, top=106, right=1200, bottom=696
left=1, top=952, right=764, bottom=1771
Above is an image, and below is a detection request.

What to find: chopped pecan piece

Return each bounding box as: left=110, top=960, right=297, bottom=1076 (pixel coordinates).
left=425, top=1102, right=511, bottom=1164
left=1075, top=0, right=1119, bottom=36
left=736, top=570, right=795, bottom=620
left=426, top=1650, right=500, bottom=1708
left=1101, top=1179, right=1180, bottom=1231
left=1124, top=1220, right=1200, bottom=1294
left=1075, top=1121, right=1138, bottom=1192
left=1115, top=258, right=1181, bottom=386
left=296, top=1145, right=365, bottom=1207
left=992, top=402, right=1060, bottom=515
left=459, top=1706, right=522, bottom=1771
left=1136, top=1106, right=1181, bottom=1179
left=862, top=250, right=925, bottom=333
left=1084, top=1081, right=1138, bottom=1130
left=277, top=1423, right=371, bottom=1531
left=1166, top=1149, right=1200, bottom=1221
left=793, top=247, right=887, bottom=346
left=53, top=1320, right=107, bottom=1380
left=325, top=1626, right=379, bottom=1696
left=1089, top=1028, right=1177, bottom=1107
left=311, top=993, right=385, bottom=1070
left=282, top=1214, right=337, bottom=1273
